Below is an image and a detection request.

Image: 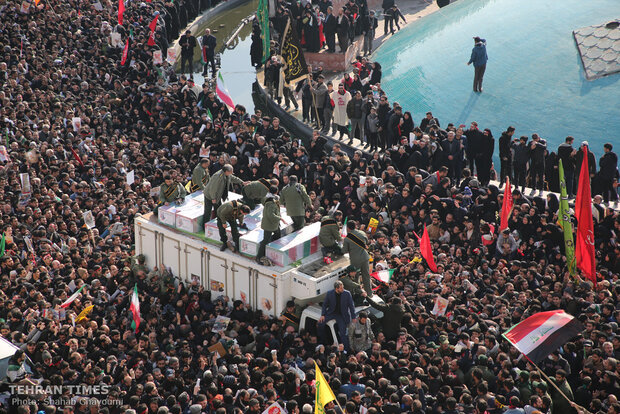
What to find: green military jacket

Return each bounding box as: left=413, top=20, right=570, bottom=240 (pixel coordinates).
left=244, top=178, right=271, bottom=200
left=261, top=197, right=281, bottom=232
left=204, top=169, right=243, bottom=201
left=319, top=216, right=342, bottom=247
left=216, top=200, right=245, bottom=224
left=280, top=182, right=311, bottom=217
left=191, top=164, right=210, bottom=189
left=159, top=182, right=187, bottom=203
left=342, top=229, right=370, bottom=263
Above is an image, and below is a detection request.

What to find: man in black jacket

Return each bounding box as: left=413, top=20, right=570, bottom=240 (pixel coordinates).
left=498, top=126, right=514, bottom=187
left=465, top=121, right=483, bottom=176
left=529, top=133, right=547, bottom=195
left=557, top=136, right=576, bottom=197
left=598, top=143, right=618, bottom=202
left=336, top=9, right=350, bottom=53
left=323, top=7, right=337, bottom=53
left=179, top=30, right=197, bottom=75
left=513, top=136, right=529, bottom=193
left=200, top=28, right=217, bottom=78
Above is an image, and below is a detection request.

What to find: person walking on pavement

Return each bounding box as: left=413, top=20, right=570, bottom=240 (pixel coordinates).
left=318, top=281, right=356, bottom=351
left=499, top=126, right=515, bottom=186
left=342, top=219, right=372, bottom=294
left=203, top=164, right=246, bottom=221
left=319, top=209, right=343, bottom=260
left=362, top=10, right=378, bottom=56
left=241, top=178, right=279, bottom=210
left=467, top=36, right=488, bottom=93
left=256, top=186, right=283, bottom=266
left=280, top=175, right=312, bottom=231
left=190, top=158, right=210, bottom=192
left=201, top=28, right=217, bottom=78
left=382, top=0, right=395, bottom=36
left=179, top=30, right=197, bottom=75
left=216, top=200, right=251, bottom=252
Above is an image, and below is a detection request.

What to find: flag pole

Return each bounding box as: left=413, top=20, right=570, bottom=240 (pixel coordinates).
left=307, top=73, right=321, bottom=130
left=518, top=350, right=591, bottom=414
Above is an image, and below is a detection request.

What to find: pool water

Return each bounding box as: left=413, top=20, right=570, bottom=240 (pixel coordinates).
left=373, top=0, right=620, bottom=160
left=191, top=0, right=258, bottom=111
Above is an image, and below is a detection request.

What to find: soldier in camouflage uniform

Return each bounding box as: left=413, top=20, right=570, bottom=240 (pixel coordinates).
left=342, top=219, right=372, bottom=294
left=203, top=164, right=245, bottom=221
left=241, top=178, right=279, bottom=210
left=319, top=209, right=343, bottom=258
left=216, top=200, right=251, bottom=252
left=190, top=158, right=210, bottom=192
left=280, top=175, right=312, bottom=231
left=256, top=186, right=282, bottom=266
left=157, top=175, right=187, bottom=212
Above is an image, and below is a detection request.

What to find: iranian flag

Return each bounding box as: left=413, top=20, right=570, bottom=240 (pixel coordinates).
left=371, top=268, right=394, bottom=284
left=502, top=310, right=582, bottom=363
left=130, top=284, right=140, bottom=333
left=61, top=285, right=84, bottom=308
left=216, top=72, right=235, bottom=109
left=340, top=217, right=348, bottom=238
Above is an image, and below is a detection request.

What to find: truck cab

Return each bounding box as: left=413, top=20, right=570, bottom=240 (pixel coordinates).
left=299, top=297, right=384, bottom=346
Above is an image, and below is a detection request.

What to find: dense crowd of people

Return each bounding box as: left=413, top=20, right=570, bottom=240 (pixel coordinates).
left=1, top=0, right=620, bottom=414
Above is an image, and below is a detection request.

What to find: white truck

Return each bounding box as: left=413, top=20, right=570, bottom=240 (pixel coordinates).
left=134, top=212, right=383, bottom=343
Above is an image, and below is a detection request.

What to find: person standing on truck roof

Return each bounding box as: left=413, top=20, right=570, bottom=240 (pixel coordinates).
left=158, top=175, right=187, bottom=211
left=318, top=280, right=356, bottom=351
left=319, top=209, right=343, bottom=261
left=256, top=186, right=282, bottom=266
left=342, top=219, right=372, bottom=294
left=216, top=200, right=251, bottom=252
left=280, top=175, right=312, bottom=231
left=241, top=178, right=279, bottom=210
left=190, top=158, right=210, bottom=193
left=203, top=164, right=246, bottom=222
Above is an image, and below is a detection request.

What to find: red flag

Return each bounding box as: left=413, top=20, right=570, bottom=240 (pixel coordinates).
left=575, top=145, right=596, bottom=286
left=70, top=147, right=85, bottom=168
left=118, top=0, right=125, bottom=25
left=500, top=177, right=513, bottom=230
left=120, top=38, right=129, bottom=65
left=415, top=225, right=438, bottom=273
left=147, top=15, right=158, bottom=46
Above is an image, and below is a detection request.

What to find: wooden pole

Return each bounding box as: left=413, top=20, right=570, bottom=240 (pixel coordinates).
left=307, top=73, right=321, bottom=129
left=521, top=353, right=591, bottom=414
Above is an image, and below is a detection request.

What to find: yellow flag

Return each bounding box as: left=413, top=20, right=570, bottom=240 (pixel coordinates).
left=314, top=362, right=336, bottom=414
left=185, top=181, right=192, bottom=192
left=76, top=305, right=94, bottom=322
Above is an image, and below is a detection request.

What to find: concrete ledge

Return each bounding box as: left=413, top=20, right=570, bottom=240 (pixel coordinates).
left=304, top=35, right=364, bottom=72
left=252, top=80, right=362, bottom=156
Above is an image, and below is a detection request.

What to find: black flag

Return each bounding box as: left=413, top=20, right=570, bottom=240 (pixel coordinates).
left=280, top=18, right=309, bottom=83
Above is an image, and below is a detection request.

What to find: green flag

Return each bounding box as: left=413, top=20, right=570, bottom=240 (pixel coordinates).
left=257, top=0, right=270, bottom=64
left=0, top=232, right=5, bottom=258
left=206, top=108, right=213, bottom=121
left=558, top=159, right=576, bottom=277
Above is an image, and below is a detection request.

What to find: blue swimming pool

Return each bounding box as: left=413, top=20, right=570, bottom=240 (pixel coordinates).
left=373, top=0, right=620, bottom=159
